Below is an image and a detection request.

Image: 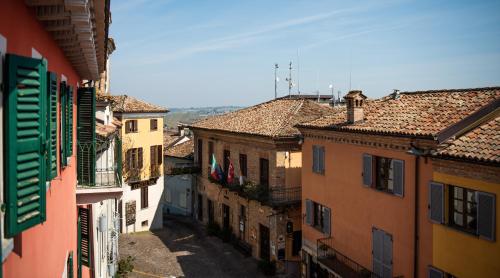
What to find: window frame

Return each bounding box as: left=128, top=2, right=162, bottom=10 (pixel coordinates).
left=141, top=186, right=149, bottom=209
left=150, top=119, right=158, bottom=131
left=448, top=185, right=478, bottom=235
left=239, top=153, right=247, bottom=177
left=374, top=156, right=394, bottom=193
left=125, top=120, right=138, bottom=133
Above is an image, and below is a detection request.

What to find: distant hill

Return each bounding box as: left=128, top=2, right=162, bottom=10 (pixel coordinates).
left=165, top=106, right=242, bottom=130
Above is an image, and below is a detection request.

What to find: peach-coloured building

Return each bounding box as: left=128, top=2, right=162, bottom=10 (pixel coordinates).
left=297, top=88, right=500, bottom=278
left=0, top=0, right=111, bottom=277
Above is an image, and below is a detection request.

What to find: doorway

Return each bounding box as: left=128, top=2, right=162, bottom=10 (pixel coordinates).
left=259, top=224, right=270, bottom=261
left=197, top=194, right=203, bottom=221
left=222, top=204, right=230, bottom=231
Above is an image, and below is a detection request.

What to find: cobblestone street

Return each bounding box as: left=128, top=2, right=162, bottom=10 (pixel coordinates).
left=119, top=216, right=267, bottom=278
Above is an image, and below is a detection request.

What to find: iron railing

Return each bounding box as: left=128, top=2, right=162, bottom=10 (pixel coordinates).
left=77, top=136, right=122, bottom=188
left=317, top=237, right=378, bottom=278
left=269, top=186, right=301, bottom=205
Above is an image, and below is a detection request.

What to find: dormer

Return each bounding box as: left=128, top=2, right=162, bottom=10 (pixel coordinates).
left=344, top=90, right=367, bottom=123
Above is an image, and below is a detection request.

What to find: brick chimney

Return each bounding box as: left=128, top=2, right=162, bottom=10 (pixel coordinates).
left=344, top=90, right=367, bottom=123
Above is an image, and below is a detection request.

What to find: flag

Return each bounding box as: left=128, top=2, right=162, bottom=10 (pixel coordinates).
left=216, top=164, right=225, bottom=183
left=210, top=154, right=219, bottom=180
left=227, top=160, right=235, bottom=184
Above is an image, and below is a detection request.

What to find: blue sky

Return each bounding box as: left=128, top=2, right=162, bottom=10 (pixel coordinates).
left=109, top=0, right=500, bottom=108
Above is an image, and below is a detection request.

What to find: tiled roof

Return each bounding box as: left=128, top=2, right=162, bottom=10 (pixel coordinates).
left=108, top=95, right=168, bottom=113
left=96, top=122, right=117, bottom=137
left=166, top=140, right=194, bottom=159
left=164, top=131, right=180, bottom=148
left=190, top=98, right=334, bottom=138
left=434, top=115, right=500, bottom=164
left=299, top=87, right=500, bottom=138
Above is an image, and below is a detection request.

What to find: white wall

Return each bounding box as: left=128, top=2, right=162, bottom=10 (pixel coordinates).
left=121, top=177, right=164, bottom=233
left=164, top=174, right=193, bottom=216
left=91, top=199, right=118, bottom=278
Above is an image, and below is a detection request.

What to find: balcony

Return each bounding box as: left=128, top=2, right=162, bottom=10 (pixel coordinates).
left=208, top=177, right=301, bottom=207
left=317, top=237, right=378, bottom=278
left=166, top=162, right=200, bottom=175
left=77, top=136, right=122, bottom=189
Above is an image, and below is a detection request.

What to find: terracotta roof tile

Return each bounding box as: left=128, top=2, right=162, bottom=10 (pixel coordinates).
left=166, top=140, right=194, bottom=159
left=190, top=98, right=334, bottom=138
left=435, top=116, right=500, bottom=164
left=299, top=87, right=500, bottom=137
left=107, top=95, right=168, bottom=113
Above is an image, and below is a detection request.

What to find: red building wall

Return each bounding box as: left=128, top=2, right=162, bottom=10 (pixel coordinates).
left=0, top=1, right=87, bottom=277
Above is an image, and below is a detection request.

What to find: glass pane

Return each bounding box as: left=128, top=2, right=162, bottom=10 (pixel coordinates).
left=467, top=202, right=477, bottom=214
left=454, top=200, right=463, bottom=213
left=467, top=191, right=476, bottom=202
left=454, top=212, right=463, bottom=226
left=454, top=187, right=463, bottom=200
left=467, top=215, right=477, bottom=230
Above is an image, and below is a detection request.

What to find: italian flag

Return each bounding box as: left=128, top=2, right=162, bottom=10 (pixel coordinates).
left=210, top=154, right=219, bottom=180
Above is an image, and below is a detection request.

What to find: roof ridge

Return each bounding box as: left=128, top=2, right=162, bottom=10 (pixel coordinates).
left=400, top=86, right=500, bottom=95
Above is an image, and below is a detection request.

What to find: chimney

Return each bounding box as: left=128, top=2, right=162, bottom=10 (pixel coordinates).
left=344, top=90, right=367, bottom=123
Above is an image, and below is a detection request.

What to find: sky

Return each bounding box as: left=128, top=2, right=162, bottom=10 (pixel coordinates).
left=109, top=0, right=500, bottom=108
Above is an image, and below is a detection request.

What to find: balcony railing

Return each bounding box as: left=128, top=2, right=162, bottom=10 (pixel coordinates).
left=166, top=162, right=200, bottom=175
left=317, top=237, right=378, bottom=278
left=207, top=176, right=301, bottom=206
left=77, top=136, right=122, bottom=188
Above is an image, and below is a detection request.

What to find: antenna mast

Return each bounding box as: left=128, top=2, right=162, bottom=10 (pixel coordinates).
left=274, top=63, right=279, bottom=99
left=297, top=49, right=300, bottom=94
left=285, top=61, right=293, bottom=97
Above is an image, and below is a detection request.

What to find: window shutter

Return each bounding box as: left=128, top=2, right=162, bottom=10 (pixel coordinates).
left=125, top=149, right=131, bottom=171
left=4, top=54, right=47, bottom=237
left=305, top=199, right=313, bottom=225
left=78, top=207, right=91, bottom=266
left=477, top=192, right=495, bottom=241
left=319, top=146, right=325, bottom=174
left=138, top=147, right=143, bottom=169
left=60, top=82, right=67, bottom=167
left=362, top=154, right=372, bottom=187
left=392, top=159, right=404, bottom=197
left=372, top=228, right=383, bottom=277
left=382, top=232, right=393, bottom=278
left=428, top=266, right=444, bottom=278
left=67, top=251, right=74, bottom=278
left=67, top=85, right=73, bottom=156
left=158, top=145, right=163, bottom=164
left=323, top=207, right=331, bottom=235
left=115, top=137, right=123, bottom=185
left=76, top=87, right=96, bottom=186
left=312, top=146, right=318, bottom=172
left=47, top=72, right=58, bottom=179
left=429, top=182, right=444, bottom=223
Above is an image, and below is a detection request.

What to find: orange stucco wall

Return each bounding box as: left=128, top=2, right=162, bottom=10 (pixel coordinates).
left=0, top=1, right=88, bottom=277
left=301, top=134, right=433, bottom=278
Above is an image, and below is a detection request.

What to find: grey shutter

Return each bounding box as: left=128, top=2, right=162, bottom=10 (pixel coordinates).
left=312, top=146, right=317, bottom=172
left=372, top=228, right=383, bottom=277
left=382, top=232, right=393, bottom=278
left=362, top=154, right=372, bottom=187
left=319, top=146, right=325, bottom=174
left=392, top=159, right=404, bottom=196
left=429, top=182, right=444, bottom=223
left=305, top=199, right=313, bottom=225
left=323, top=207, right=331, bottom=235
left=477, top=192, right=495, bottom=241
left=428, top=266, right=444, bottom=278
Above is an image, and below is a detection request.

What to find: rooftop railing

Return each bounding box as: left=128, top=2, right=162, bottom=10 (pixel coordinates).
left=317, top=237, right=378, bottom=278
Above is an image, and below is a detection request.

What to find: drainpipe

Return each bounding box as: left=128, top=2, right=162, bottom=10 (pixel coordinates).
left=408, top=143, right=427, bottom=278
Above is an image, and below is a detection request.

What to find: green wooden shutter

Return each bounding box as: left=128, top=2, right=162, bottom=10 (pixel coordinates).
left=67, top=85, right=74, bottom=156
left=60, top=82, right=67, bottom=167
left=76, top=87, right=96, bottom=186
left=4, top=54, right=47, bottom=237
left=47, top=72, right=58, bottom=179
left=78, top=207, right=91, bottom=266
left=67, top=251, right=74, bottom=278
left=115, top=136, right=123, bottom=185
left=77, top=215, right=82, bottom=278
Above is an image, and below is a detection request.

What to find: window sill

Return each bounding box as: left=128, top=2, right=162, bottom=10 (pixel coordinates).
left=366, top=186, right=402, bottom=198
left=312, top=171, right=325, bottom=176
left=442, top=223, right=480, bottom=239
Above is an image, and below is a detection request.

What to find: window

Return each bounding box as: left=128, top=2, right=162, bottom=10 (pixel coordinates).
left=208, top=141, right=214, bottom=175
left=60, top=82, right=73, bottom=167
left=429, top=182, right=496, bottom=241
left=76, top=86, right=96, bottom=186
left=197, top=139, right=203, bottom=167
left=126, top=148, right=143, bottom=170
left=46, top=72, right=58, bottom=179
left=239, top=154, right=247, bottom=177
left=223, top=149, right=230, bottom=174
left=363, top=154, right=404, bottom=197
left=125, top=120, right=138, bottom=133
left=150, top=119, right=158, bottom=131
left=305, top=199, right=331, bottom=235
left=150, top=145, right=163, bottom=166
left=141, top=186, right=149, bottom=209
left=312, top=145, right=325, bottom=174
left=141, top=220, right=148, bottom=227
left=260, top=158, right=269, bottom=187
left=78, top=206, right=91, bottom=266
left=449, top=185, right=477, bottom=233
